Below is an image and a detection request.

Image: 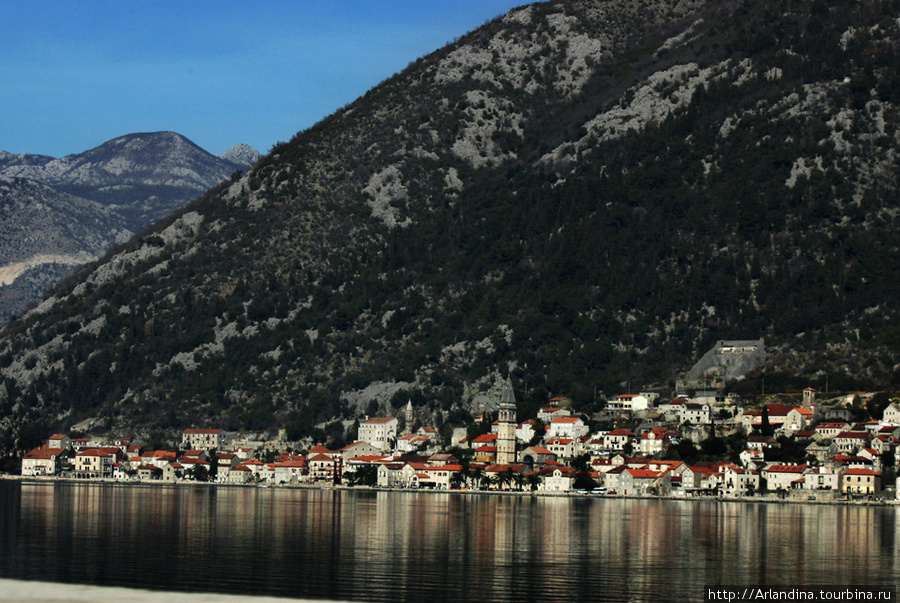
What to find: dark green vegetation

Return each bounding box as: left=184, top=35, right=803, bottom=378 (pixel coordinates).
left=1, top=0, right=899, bottom=460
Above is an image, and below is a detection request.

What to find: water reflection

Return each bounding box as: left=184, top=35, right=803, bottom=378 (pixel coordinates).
left=1, top=482, right=896, bottom=602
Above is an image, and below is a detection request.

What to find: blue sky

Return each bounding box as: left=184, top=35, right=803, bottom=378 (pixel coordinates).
left=1, top=1, right=525, bottom=158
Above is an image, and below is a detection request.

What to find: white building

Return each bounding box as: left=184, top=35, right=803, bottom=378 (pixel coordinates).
left=545, top=416, right=589, bottom=439
left=607, top=394, right=652, bottom=412
left=182, top=428, right=230, bottom=451
left=21, top=446, right=67, bottom=476
left=358, top=417, right=399, bottom=452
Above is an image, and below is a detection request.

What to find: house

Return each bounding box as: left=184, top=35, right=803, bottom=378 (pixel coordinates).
left=722, top=467, right=760, bottom=497
left=814, top=421, right=851, bottom=440
left=841, top=468, right=881, bottom=495
left=142, top=450, right=177, bottom=468
left=681, top=466, right=716, bottom=492
left=882, top=403, right=900, bottom=424
left=832, top=431, right=870, bottom=454
left=782, top=407, right=815, bottom=434
left=308, top=453, right=340, bottom=481
left=47, top=434, right=71, bottom=450
left=428, top=464, right=463, bottom=489
left=137, top=464, right=163, bottom=480
left=226, top=464, right=252, bottom=484
left=339, top=441, right=382, bottom=461
left=546, top=416, right=589, bottom=439
left=659, top=399, right=710, bottom=424
left=272, top=459, right=307, bottom=484
left=603, top=429, right=636, bottom=452
left=637, top=427, right=679, bottom=457
left=607, top=394, right=652, bottom=412
left=537, top=466, right=576, bottom=492
left=74, top=449, right=114, bottom=479
left=515, top=420, right=540, bottom=444
left=399, top=462, right=433, bottom=488
left=802, top=466, right=842, bottom=491
left=357, top=417, right=399, bottom=452
left=746, top=435, right=776, bottom=451
left=537, top=406, right=571, bottom=422
left=855, top=448, right=882, bottom=471
left=181, top=449, right=210, bottom=462
left=162, top=462, right=184, bottom=482
left=761, top=463, right=808, bottom=491
left=739, top=449, right=765, bottom=468
left=470, top=433, right=498, bottom=449
left=426, top=453, right=459, bottom=467
left=112, top=463, right=131, bottom=481
left=473, top=445, right=498, bottom=463
left=21, top=446, right=67, bottom=476
left=739, top=403, right=797, bottom=432
left=805, top=440, right=834, bottom=463
left=181, top=428, right=229, bottom=451
left=545, top=437, right=577, bottom=460
left=377, top=462, right=405, bottom=488
left=395, top=433, right=435, bottom=454
left=618, top=468, right=671, bottom=496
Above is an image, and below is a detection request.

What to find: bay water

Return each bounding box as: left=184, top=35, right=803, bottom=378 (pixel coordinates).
left=0, top=481, right=896, bottom=602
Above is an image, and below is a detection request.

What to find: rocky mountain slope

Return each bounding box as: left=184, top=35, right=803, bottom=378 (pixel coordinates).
left=1, top=0, right=899, bottom=457
left=0, top=133, right=259, bottom=323
left=0, top=177, right=132, bottom=323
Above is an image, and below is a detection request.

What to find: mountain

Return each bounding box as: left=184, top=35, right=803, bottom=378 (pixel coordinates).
left=1, top=0, right=900, bottom=458
left=0, top=132, right=252, bottom=229
left=0, top=133, right=259, bottom=323
left=221, top=144, right=262, bottom=168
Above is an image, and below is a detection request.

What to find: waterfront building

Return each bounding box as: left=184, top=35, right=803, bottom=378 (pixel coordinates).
left=722, top=467, right=760, bottom=497
left=841, top=468, right=881, bottom=495
left=21, top=446, right=68, bottom=476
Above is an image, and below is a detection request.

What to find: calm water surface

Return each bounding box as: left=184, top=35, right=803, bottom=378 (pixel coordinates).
left=0, top=480, right=897, bottom=602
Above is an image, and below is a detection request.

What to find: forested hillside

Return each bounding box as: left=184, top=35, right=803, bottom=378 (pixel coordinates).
left=1, top=0, right=899, bottom=459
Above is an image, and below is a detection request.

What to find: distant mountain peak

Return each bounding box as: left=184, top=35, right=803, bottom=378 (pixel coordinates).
left=221, top=144, right=261, bottom=168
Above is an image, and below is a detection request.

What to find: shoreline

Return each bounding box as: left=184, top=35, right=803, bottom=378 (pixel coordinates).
left=2, top=473, right=894, bottom=506
left=0, top=579, right=338, bottom=603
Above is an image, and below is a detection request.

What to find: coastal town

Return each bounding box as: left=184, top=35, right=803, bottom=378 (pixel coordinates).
left=15, top=378, right=900, bottom=502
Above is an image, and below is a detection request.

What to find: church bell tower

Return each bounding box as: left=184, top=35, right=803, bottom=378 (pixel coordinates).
left=496, top=378, right=517, bottom=465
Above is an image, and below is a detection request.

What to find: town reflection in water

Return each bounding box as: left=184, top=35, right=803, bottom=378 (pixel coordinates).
left=2, top=482, right=898, bottom=602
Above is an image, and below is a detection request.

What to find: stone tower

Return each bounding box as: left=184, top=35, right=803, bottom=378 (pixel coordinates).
left=803, top=387, right=817, bottom=417
left=404, top=399, right=415, bottom=436
left=496, top=378, right=517, bottom=465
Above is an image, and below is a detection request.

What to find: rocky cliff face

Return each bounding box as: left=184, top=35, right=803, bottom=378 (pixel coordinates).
left=221, top=144, right=262, bottom=169
left=0, top=0, right=898, bottom=457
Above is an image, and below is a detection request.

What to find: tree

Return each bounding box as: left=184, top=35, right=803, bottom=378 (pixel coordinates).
left=759, top=406, right=774, bottom=437
left=470, top=466, right=485, bottom=490
left=573, top=471, right=597, bottom=491
left=511, top=472, right=525, bottom=491
left=192, top=464, right=209, bottom=482
left=450, top=470, right=468, bottom=490
left=347, top=464, right=378, bottom=486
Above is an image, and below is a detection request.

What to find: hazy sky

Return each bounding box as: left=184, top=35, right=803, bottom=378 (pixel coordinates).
left=1, top=1, right=525, bottom=158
